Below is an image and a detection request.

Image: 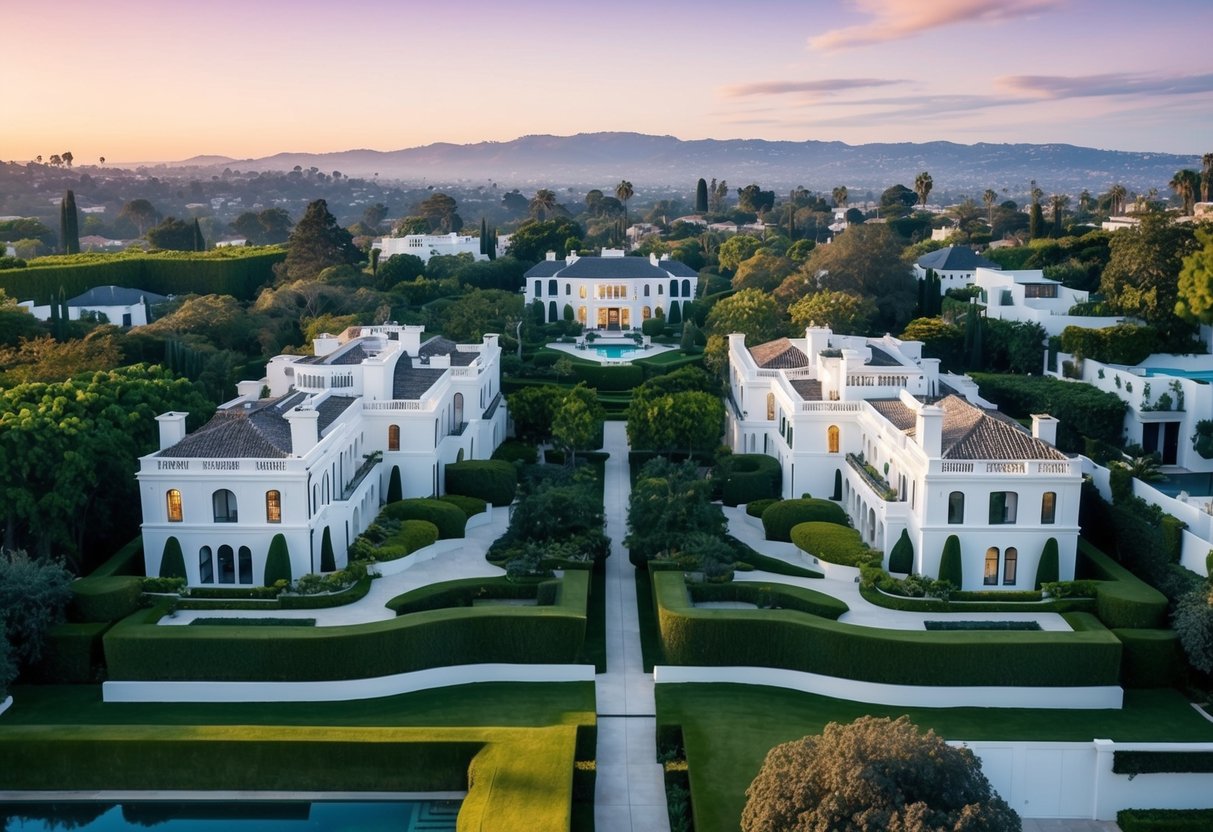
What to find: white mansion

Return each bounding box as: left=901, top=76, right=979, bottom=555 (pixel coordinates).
left=137, top=325, right=507, bottom=586
left=523, top=250, right=698, bottom=330
left=727, top=327, right=1081, bottom=590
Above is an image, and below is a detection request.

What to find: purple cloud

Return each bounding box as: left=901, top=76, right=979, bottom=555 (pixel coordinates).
left=721, top=78, right=905, bottom=98
left=809, top=0, right=1061, bottom=51
left=999, top=72, right=1213, bottom=99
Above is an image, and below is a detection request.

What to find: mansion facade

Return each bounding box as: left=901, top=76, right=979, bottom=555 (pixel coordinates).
left=727, top=327, right=1080, bottom=590
left=523, top=250, right=698, bottom=330
left=137, top=325, right=507, bottom=587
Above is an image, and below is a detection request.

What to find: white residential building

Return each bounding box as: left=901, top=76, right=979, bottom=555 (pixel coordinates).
left=136, top=325, right=507, bottom=587
left=727, top=327, right=1081, bottom=590
left=913, top=246, right=1001, bottom=293
left=976, top=267, right=1124, bottom=336
left=372, top=232, right=505, bottom=264
left=21, top=285, right=169, bottom=327
left=523, top=250, right=698, bottom=330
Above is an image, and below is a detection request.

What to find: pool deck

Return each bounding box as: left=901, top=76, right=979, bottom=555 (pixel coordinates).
left=546, top=339, right=677, bottom=364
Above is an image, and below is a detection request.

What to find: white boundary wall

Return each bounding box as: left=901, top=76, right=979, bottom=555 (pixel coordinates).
left=654, top=666, right=1123, bottom=710
left=103, top=663, right=596, bottom=703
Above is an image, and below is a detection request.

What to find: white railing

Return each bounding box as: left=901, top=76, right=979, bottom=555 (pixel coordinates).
left=800, top=401, right=863, bottom=413
left=986, top=462, right=1026, bottom=474
left=362, top=400, right=430, bottom=411
left=941, top=462, right=974, bottom=473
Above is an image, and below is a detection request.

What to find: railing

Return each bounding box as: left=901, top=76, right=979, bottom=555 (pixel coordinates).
left=449, top=365, right=479, bottom=377
left=846, top=453, right=897, bottom=501
left=941, top=462, right=974, bottom=473
left=363, top=400, right=430, bottom=411
left=800, top=401, right=863, bottom=413
left=932, top=459, right=1074, bottom=476
left=986, top=462, right=1026, bottom=474
left=483, top=391, right=502, bottom=420
left=340, top=452, right=382, bottom=501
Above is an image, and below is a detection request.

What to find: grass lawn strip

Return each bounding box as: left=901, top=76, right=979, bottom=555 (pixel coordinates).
left=657, top=683, right=1213, bottom=832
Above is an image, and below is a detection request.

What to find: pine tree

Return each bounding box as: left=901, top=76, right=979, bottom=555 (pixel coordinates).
left=695, top=178, right=708, bottom=213
left=284, top=199, right=361, bottom=281
left=60, top=190, right=80, bottom=254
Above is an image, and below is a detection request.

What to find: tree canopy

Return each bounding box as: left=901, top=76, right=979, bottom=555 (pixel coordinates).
left=0, top=549, right=73, bottom=696
left=551, top=383, right=604, bottom=465
left=703, top=288, right=785, bottom=374
left=283, top=199, right=361, bottom=282
left=743, top=715, right=1019, bottom=832
left=788, top=289, right=877, bottom=335
left=1176, top=227, right=1213, bottom=325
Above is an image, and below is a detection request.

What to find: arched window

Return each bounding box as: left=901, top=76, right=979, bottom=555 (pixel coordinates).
left=199, top=546, right=214, bottom=583
left=1041, top=492, right=1057, bottom=524
left=266, top=490, right=281, bottom=523
left=579, top=285, right=586, bottom=299
left=766, top=393, right=775, bottom=420
left=578, top=306, right=587, bottom=324
left=534, top=280, right=542, bottom=296
left=217, top=545, right=235, bottom=584
left=682, top=279, right=691, bottom=297
left=1003, top=547, right=1018, bottom=585
left=827, top=425, right=840, bottom=454
left=657, top=285, right=664, bottom=295
left=947, top=492, right=964, bottom=524
left=643, top=284, right=650, bottom=297
left=984, top=547, right=999, bottom=586
left=388, top=424, right=400, bottom=451
left=642, top=306, right=651, bottom=320
left=212, top=489, right=238, bottom=523
left=547, top=278, right=558, bottom=296
left=454, top=392, right=464, bottom=425
left=166, top=489, right=183, bottom=522
left=669, top=279, right=679, bottom=297
left=238, top=546, right=252, bottom=584
left=323, top=472, right=330, bottom=504
left=989, top=491, right=1018, bottom=524
left=548, top=300, right=558, bottom=322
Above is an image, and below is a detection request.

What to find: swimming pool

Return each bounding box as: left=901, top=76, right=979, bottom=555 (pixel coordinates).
left=0, top=800, right=460, bottom=832
left=591, top=344, right=642, bottom=359
left=1143, top=367, right=1213, bottom=383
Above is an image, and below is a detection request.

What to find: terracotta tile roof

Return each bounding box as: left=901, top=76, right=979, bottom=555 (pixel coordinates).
left=867, top=395, right=1065, bottom=461
left=790, top=379, right=822, bottom=401
left=749, top=338, right=809, bottom=369
left=158, top=393, right=357, bottom=459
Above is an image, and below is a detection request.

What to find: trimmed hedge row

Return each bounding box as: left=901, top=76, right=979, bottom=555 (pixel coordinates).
left=1113, top=752, right=1213, bottom=775
left=69, top=576, right=144, bottom=623
left=1077, top=540, right=1169, bottom=629
left=717, top=455, right=782, bottom=507
left=1118, top=810, right=1213, bottom=832
left=0, top=248, right=284, bottom=304
left=36, top=622, right=110, bottom=683
left=103, top=571, right=590, bottom=682
left=687, top=581, right=848, bottom=620
left=373, top=520, right=441, bottom=561
left=380, top=498, right=467, bottom=539
left=857, top=585, right=1096, bottom=615
left=387, top=576, right=561, bottom=615
left=763, top=499, right=848, bottom=542
left=438, top=494, right=487, bottom=517
left=745, top=499, right=779, bottom=518
left=173, top=575, right=373, bottom=611
left=445, top=460, right=518, bottom=507
left=88, top=537, right=145, bottom=578
left=790, top=522, right=877, bottom=567
left=1113, top=628, right=1183, bottom=689
left=652, top=571, right=1122, bottom=687
left=571, top=363, right=645, bottom=391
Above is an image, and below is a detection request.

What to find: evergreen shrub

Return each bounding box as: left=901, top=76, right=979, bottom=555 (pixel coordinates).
left=789, top=522, right=875, bottom=567
left=717, top=454, right=781, bottom=506
left=939, top=535, right=963, bottom=588
left=762, top=499, right=848, bottom=542
left=263, top=534, right=292, bottom=586
left=380, top=499, right=467, bottom=539
left=888, top=530, right=914, bottom=574
left=445, top=460, right=518, bottom=506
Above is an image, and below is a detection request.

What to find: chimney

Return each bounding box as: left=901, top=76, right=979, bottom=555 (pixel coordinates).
left=915, top=403, right=943, bottom=457
left=155, top=412, right=188, bottom=450
left=313, top=333, right=340, bottom=357
left=284, top=406, right=320, bottom=456
left=1032, top=414, right=1059, bottom=446
left=400, top=324, right=425, bottom=357
left=650, top=253, right=660, bottom=267
left=236, top=380, right=263, bottom=399
left=545, top=251, right=557, bottom=261
left=805, top=325, right=830, bottom=358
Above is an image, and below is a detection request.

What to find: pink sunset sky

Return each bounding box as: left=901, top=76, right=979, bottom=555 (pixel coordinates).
left=3, top=0, right=1211, bottom=163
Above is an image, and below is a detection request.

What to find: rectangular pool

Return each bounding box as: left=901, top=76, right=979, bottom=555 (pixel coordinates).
left=1143, top=367, right=1213, bottom=383
left=0, top=800, right=459, bottom=831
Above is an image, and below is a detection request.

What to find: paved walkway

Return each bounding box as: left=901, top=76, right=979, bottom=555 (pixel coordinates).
left=595, top=421, right=670, bottom=832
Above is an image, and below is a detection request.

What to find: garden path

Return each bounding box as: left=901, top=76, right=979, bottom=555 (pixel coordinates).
left=595, top=420, right=670, bottom=832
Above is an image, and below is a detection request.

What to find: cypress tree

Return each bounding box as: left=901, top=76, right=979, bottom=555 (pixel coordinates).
left=320, top=526, right=335, bottom=572
left=191, top=218, right=205, bottom=251
left=479, top=217, right=488, bottom=255
left=889, top=529, right=914, bottom=574
left=387, top=466, right=403, bottom=503
left=159, top=536, right=186, bottom=579
left=263, top=533, right=292, bottom=585
left=489, top=227, right=497, bottom=260
left=1029, top=202, right=1044, bottom=239
left=916, top=272, right=926, bottom=317
left=1035, top=538, right=1059, bottom=589
left=968, top=310, right=983, bottom=369
left=695, top=178, right=708, bottom=213
left=939, top=534, right=963, bottom=587
left=668, top=300, right=682, bottom=326
left=60, top=190, right=80, bottom=254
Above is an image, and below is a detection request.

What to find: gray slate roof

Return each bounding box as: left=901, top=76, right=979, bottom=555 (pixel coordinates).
left=392, top=353, right=446, bottom=400
left=867, top=395, right=1065, bottom=461
left=158, top=394, right=357, bottom=459
left=68, top=285, right=168, bottom=307
left=916, top=246, right=999, bottom=272
left=524, top=256, right=693, bottom=280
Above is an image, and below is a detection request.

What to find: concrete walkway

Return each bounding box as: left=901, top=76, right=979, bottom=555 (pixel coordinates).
left=595, top=421, right=670, bottom=832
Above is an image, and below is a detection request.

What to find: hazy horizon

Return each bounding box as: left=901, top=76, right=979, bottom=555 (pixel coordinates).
left=4, top=0, right=1211, bottom=163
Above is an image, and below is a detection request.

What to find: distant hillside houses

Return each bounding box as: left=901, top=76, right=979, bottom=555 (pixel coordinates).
left=372, top=232, right=507, bottom=265
left=728, top=326, right=1080, bottom=591
left=913, top=246, right=1001, bottom=293
left=20, top=285, right=169, bottom=327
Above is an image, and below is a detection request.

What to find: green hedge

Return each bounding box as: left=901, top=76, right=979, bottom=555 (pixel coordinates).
left=1035, top=537, right=1059, bottom=589
left=939, top=535, right=963, bottom=587
left=745, top=498, right=779, bottom=518
left=264, top=534, right=292, bottom=586
left=1118, top=809, right=1213, bottom=831
left=858, top=585, right=1095, bottom=615
left=69, top=576, right=144, bottom=623
left=969, top=372, right=1127, bottom=449
left=36, top=622, right=110, bottom=683
left=686, top=581, right=848, bottom=620
left=790, top=522, right=876, bottom=567
left=653, top=572, right=1122, bottom=686
left=570, top=363, right=645, bottom=391
left=0, top=247, right=284, bottom=304
left=387, top=576, right=560, bottom=615
left=445, top=460, right=518, bottom=506
left=1061, top=323, right=1158, bottom=366
left=1113, top=628, right=1182, bottom=688
left=492, top=440, right=538, bottom=465
left=1077, top=540, right=1169, bottom=629
left=717, top=455, right=782, bottom=507
left=103, top=571, right=589, bottom=682
left=279, top=575, right=374, bottom=610
left=764, top=500, right=849, bottom=542
left=1113, top=753, right=1213, bottom=775
left=380, top=498, right=467, bottom=539
left=888, top=529, right=913, bottom=573
left=373, top=520, right=441, bottom=561
left=439, top=494, right=488, bottom=517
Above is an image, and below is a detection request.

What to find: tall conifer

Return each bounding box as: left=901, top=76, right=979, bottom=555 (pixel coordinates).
left=60, top=190, right=80, bottom=254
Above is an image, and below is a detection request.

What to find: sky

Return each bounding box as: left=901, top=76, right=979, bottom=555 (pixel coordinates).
left=3, top=0, right=1211, bottom=163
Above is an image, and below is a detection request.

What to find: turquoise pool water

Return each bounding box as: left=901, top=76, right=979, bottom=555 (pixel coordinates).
left=0, top=800, right=459, bottom=831
left=591, top=344, right=641, bottom=359
left=1143, top=367, right=1213, bottom=383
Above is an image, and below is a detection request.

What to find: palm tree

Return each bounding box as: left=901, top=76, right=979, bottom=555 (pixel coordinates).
left=616, top=180, right=634, bottom=227
left=914, top=172, right=933, bottom=210
left=1115, top=453, right=1165, bottom=484
left=1048, top=194, right=1070, bottom=234
left=1169, top=169, right=1200, bottom=215
left=529, top=188, right=558, bottom=221
left=1078, top=189, right=1091, bottom=214
left=982, top=189, right=998, bottom=227
left=1109, top=183, right=1127, bottom=216
left=832, top=185, right=848, bottom=210
left=1202, top=153, right=1213, bottom=204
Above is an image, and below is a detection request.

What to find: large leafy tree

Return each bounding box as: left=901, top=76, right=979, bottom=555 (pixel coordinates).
left=1177, top=228, right=1213, bottom=324
left=627, top=389, right=723, bottom=455
left=118, top=199, right=160, bottom=236
left=788, top=289, right=877, bottom=335
left=702, top=288, right=785, bottom=374
left=552, top=383, right=604, bottom=466
left=284, top=199, right=361, bottom=282
left=0, top=549, right=73, bottom=695
left=625, top=458, right=725, bottom=564
left=733, top=253, right=795, bottom=292
left=529, top=189, right=560, bottom=221
left=743, top=716, right=1019, bottom=832
left=507, top=385, right=565, bottom=443
left=146, top=217, right=195, bottom=251
left=417, top=192, right=463, bottom=233
left=231, top=208, right=293, bottom=245
left=1101, top=212, right=1198, bottom=336
left=718, top=235, right=763, bottom=274
left=439, top=288, right=522, bottom=343
left=505, top=218, right=583, bottom=263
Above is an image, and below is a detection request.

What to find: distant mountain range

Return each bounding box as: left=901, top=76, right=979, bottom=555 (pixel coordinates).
left=168, top=132, right=1200, bottom=196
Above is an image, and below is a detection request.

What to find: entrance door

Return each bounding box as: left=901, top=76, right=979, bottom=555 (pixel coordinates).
left=1163, top=422, right=1180, bottom=465
left=607, top=308, right=620, bottom=330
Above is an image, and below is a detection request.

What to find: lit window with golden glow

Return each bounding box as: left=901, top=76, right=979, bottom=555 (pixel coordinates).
left=766, top=393, right=775, bottom=421
left=166, top=489, right=183, bottom=522
left=388, top=424, right=400, bottom=451
left=266, top=490, right=281, bottom=523
left=827, top=425, right=840, bottom=454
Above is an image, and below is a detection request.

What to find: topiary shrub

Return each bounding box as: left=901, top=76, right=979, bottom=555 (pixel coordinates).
left=762, top=499, right=849, bottom=542
left=444, top=459, right=518, bottom=506
left=386, top=466, right=403, bottom=503
left=1114, top=628, right=1182, bottom=688
left=938, top=535, right=963, bottom=588
left=642, top=318, right=666, bottom=337
left=159, top=536, right=186, bottom=580
left=831, top=469, right=842, bottom=501
left=68, top=576, right=143, bottom=623
left=888, top=530, right=913, bottom=574
left=380, top=498, right=467, bottom=539
left=320, top=527, right=336, bottom=573
left=790, top=522, right=876, bottom=567
left=1160, top=514, right=1186, bottom=563
left=1035, top=537, right=1059, bottom=589
left=374, top=520, right=441, bottom=561
left=264, top=533, right=292, bottom=586
left=439, top=494, right=487, bottom=517
left=746, top=498, right=779, bottom=518
left=717, top=454, right=781, bottom=506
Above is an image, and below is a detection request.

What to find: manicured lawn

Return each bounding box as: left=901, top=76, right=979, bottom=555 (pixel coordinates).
left=657, top=683, right=1213, bottom=832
